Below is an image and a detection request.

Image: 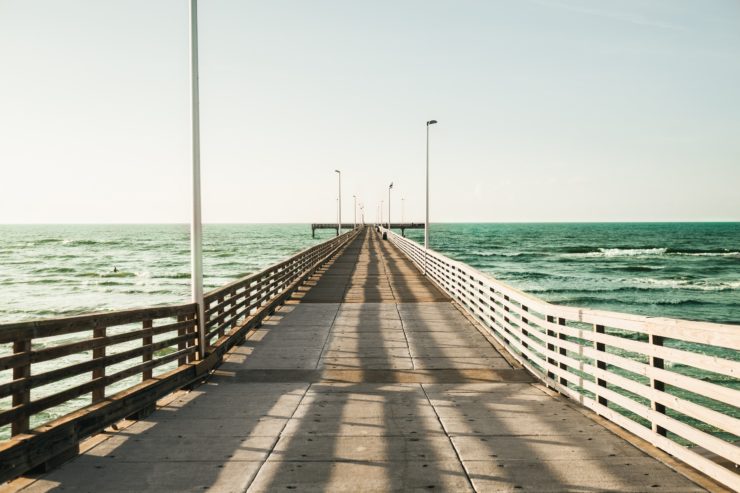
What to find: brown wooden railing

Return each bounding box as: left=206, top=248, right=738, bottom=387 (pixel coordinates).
left=201, top=231, right=356, bottom=348
left=383, top=227, right=740, bottom=491
left=0, top=228, right=359, bottom=482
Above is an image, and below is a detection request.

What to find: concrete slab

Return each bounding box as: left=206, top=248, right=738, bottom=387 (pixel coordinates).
left=23, top=459, right=264, bottom=493
left=413, top=357, right=511, bottom=370
left=247, top=460, right=473, bottom=492
left=267, top=435, right=460, bottom=462
left=463, top=457, right=703, bottom=492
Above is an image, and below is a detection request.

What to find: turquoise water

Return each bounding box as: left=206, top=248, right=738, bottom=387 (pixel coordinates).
left=1, top=223, right=738, bottom=324
left=401, top=223, right=740, bottom=325
left=0, top=224, right=332, bottom=323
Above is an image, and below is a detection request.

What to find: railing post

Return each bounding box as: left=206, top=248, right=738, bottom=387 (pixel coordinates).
left=594, top=324, right=608, bottom=408
left=177, top=314, right=188, bottom=366
left=92, top=325, right=106, bottom=403
left=546, top=315, right=557, bottom=383
left=650, top=333, right=667, bottom=436
left=187, top=313, right=198, bottom=363
left=11, top=338, right=31, bottom=436
left=142, top=319, right=153, bottom=381
left=217, top=295, right=225, bottom=337
left=502, top=295, right=511, bottom=345
left=521, top=305, right=530, bottom=361
left=557, top=317, right=568, bottom=386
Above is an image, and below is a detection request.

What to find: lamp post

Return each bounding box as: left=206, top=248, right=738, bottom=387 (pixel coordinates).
left=388, top=182, right=393, bottom=230
left=381, top=200, right=384, bottom=227
left=402, top=197, right=405, bottom=224
left=425, top=120, right=438, bottom=275
left=335, top=169, right=341, bottom=236
left=189, top=0, right=205, bottom=356
left=353, top=195, right=357, bottom=229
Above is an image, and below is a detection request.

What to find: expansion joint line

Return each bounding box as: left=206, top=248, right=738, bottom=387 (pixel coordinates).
left=394, top=302, right=414, bottom=369
left=242, top=383, right=312, bottom=492
left=420, top=384, right=478, bottom=493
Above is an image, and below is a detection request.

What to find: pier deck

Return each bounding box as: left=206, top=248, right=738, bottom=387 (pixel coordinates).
left=19, top=229, right=702, bottom=492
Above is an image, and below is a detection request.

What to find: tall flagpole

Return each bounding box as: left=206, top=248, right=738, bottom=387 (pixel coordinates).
left=190, top=0, right=206, bottom=357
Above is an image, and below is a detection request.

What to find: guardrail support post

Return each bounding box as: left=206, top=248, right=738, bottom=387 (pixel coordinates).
left=650, top=334, right=667, bottom=436
left=594, top=324, right=608, bottom=408
left=546, top=315, right=557, bottom=384
left=557, top=317, right=568, bottom=386
left=521, top=306, right=530, bottom=361
left=187, top=314, right=198, bottom=363
left=503, top=295, right=511, bottom=345
left=11, top=338, right=31, bottom=436
left=92, top=326, right=106, bottom=403
left=142, top=319, right=153, bottom=381
left=177, top=314, right=188, bottom=366
left=217, top=295, right=225, bottom=337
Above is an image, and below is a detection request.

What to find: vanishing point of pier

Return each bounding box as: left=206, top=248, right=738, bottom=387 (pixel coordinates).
left=3, top=227, right=735, bottom=492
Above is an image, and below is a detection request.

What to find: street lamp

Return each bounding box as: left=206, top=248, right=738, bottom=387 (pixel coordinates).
left=425, top=119, right=438, bottom=275
left=402, top=197, right=405, bottom=224
left=335, top=169, right=341, bottom=236
left=388, top=182, right=393, bottom=230
left=189, top=0, right=205, bottom=356
left=353, top=195, right=357, bottom=229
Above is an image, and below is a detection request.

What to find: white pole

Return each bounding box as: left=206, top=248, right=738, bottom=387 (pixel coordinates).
left=424, top=121, right=437, bottom=274
left=402, top=198, right=405, bottom=223
left=388, top=183, right=393, bottom=230
left=189, top=0, right=206, bottom=356
left=337, top=170, right=342, bottom=235
left=353, top=195, right=357, bottom=229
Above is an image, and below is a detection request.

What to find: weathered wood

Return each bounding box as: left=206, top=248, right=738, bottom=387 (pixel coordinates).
left=0, top=318, right=194, bottom=372
left=0, top=303, right=197, bottom=344
left=141, top=319, right=153, bottom=381
left=11, top=338, right=31, bottom=436
left=91, top=326, right=106, bottom=403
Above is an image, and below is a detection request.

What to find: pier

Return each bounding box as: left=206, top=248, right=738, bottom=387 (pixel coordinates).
left=1, top=227, right=738, bottom=491
left=311, top=223, right=424, bottom=237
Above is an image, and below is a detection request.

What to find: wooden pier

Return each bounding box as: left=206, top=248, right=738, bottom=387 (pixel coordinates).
left=4, top=227, right=733, bottom=492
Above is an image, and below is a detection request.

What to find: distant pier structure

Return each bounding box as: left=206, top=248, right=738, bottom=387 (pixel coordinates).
left=311, top=222, right=423, bottom=237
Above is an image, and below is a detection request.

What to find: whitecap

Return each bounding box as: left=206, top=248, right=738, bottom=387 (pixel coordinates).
left=584, top=248, right=668, bottom=258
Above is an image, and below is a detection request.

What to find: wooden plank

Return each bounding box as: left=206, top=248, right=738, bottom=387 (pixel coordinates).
left=0, top=303, right=196, bottom=344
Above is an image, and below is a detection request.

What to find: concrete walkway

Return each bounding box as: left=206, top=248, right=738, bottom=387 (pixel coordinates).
left=21, top=229, right=702, bottom=492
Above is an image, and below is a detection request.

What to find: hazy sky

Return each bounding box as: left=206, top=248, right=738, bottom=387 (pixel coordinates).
left=1, top=0, right=739, bottom=223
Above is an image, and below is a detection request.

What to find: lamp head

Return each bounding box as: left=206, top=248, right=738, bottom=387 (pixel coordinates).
left=389, top=182, right=393, bottom=189
left=334, top=169, right=340, bottom=174
left=427, top=120, right=438, bottom=126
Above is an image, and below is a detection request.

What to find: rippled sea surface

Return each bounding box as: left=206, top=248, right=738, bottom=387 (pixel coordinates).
left=0, top=224, right=331, bottom=323
left=402, top=222, right=740, bottom=325
left=1, top=223, right=738, bottom=324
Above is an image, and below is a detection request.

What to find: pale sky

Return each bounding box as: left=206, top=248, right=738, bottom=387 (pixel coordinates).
left=1, top=0, right=739, bottom=224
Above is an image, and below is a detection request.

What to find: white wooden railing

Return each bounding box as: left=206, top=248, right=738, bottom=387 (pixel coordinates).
left=382, top=228, right=740, bottom=491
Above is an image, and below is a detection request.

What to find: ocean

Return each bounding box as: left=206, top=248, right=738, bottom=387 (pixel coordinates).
left=1, top=223, right=739, bottom=324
